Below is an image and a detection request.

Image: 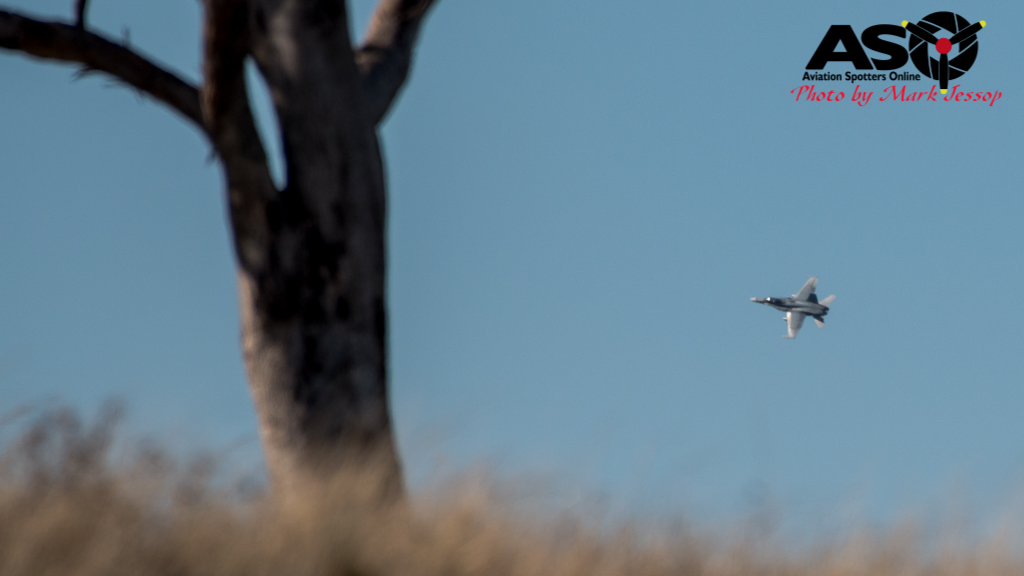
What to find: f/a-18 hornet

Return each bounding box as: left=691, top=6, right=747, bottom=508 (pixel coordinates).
left=751, top=277, right=835, bottom=339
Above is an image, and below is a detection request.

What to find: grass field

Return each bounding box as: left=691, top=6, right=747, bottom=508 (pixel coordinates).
left=1, top=405, right=1021, bottom=576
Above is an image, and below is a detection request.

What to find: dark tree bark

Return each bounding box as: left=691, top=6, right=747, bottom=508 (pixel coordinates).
left=0, top=0, right=437, bottom=500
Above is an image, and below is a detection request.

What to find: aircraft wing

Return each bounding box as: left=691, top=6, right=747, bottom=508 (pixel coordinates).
left=785, top=311, right=805, bottom=339
left=793, top=277, right=818, bottom=301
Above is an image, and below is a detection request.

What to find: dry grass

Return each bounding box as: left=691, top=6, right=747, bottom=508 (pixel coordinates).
left=0, top=406, right=1021, bottom=576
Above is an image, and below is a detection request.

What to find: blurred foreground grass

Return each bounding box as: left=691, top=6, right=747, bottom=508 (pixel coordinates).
left=0, top=405, right=1022, bottom=576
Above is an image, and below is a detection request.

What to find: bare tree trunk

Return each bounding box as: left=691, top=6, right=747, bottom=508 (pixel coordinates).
left=0, top=0, right=437, bottom=500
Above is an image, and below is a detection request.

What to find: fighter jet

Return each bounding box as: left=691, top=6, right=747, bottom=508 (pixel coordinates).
left=751, top=277, right=835, bottom=339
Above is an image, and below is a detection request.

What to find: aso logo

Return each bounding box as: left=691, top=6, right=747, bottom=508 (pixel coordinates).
left=805, top=12, right=988, bottom=96
left=903, top=13, right=983, bottom=94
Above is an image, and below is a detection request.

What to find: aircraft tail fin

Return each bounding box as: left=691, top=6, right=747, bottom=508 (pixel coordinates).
left=820, top=294, right=836, bottom=306
left=813, top=316, right=825, bottom=328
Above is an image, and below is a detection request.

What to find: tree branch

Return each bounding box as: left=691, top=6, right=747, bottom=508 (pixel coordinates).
left=0, top=8, right=205, bottom=133
left=356, top=0, right=438, bottom=126
left=74, top=0, right=88, bottom=28
left=202, top=0, right=275, bottom=274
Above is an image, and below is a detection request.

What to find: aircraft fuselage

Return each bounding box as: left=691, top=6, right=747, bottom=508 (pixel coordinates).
left=750, top=297, right=830, bottom=317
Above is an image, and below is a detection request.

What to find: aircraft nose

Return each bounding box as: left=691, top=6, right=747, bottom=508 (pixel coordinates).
left=750, top=297, right=757, bottom=301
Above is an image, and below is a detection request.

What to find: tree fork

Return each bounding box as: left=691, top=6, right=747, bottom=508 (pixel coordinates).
left=0, top=0, right=438, bottom=500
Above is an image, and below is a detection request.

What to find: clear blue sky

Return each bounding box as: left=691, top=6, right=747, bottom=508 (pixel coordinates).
left=1, top=0, right=1023, bottom=530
